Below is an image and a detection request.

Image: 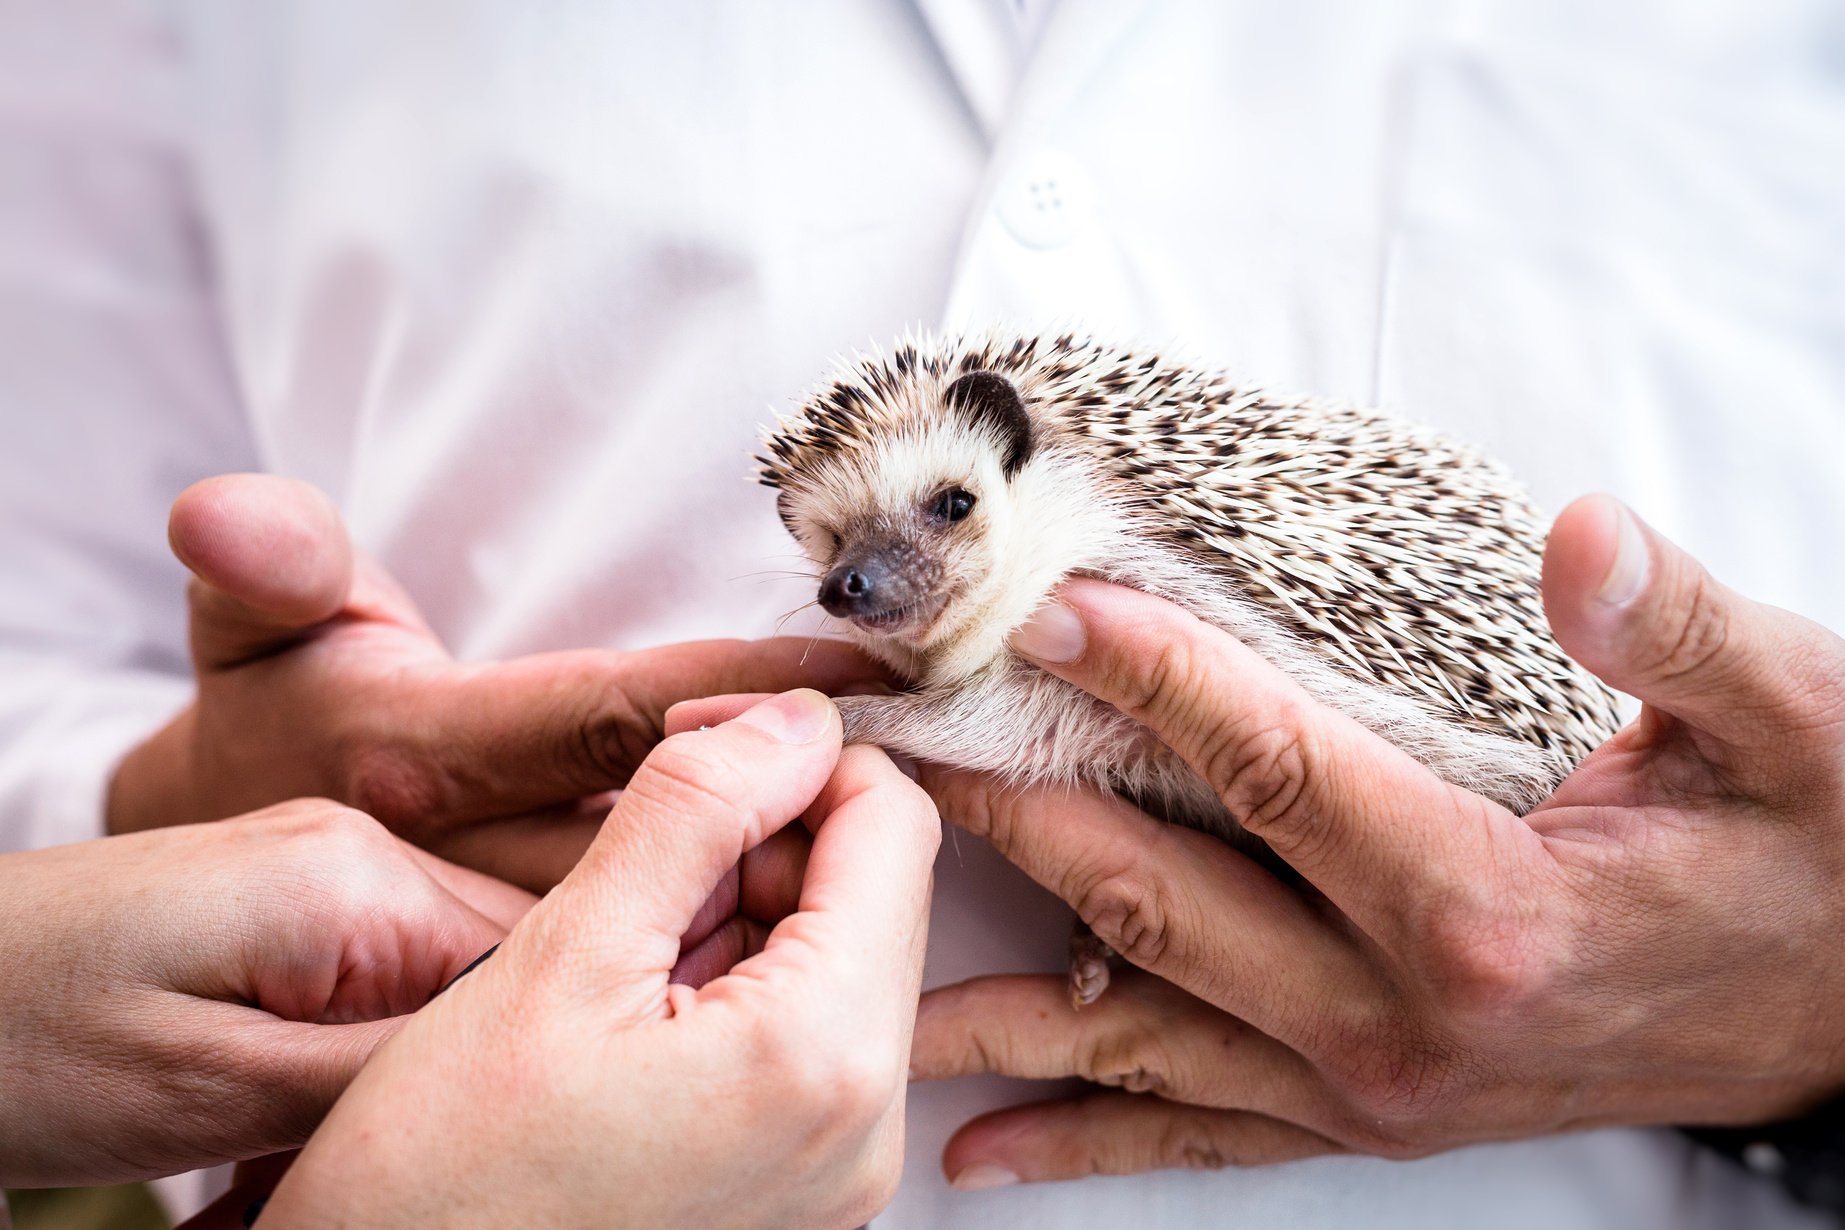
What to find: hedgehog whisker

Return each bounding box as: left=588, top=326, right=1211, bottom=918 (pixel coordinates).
left=771, top=600, right=820, bottom=638
left=799, top=615, right=837, bottom=668
left=729, top=569, right=820, bottom=584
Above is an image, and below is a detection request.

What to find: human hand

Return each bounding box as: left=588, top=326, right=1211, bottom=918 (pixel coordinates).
left=907, top=495, right=1845, bottom=1186
left=0, top=800, right=531, bottom=1188
left=108, top=474, right=881, bottom=890
left=261, top=689, right=940, bottom=1229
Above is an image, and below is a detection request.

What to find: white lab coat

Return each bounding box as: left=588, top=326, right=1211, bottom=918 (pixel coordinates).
left=1, top=1, right=1840, bottom=1225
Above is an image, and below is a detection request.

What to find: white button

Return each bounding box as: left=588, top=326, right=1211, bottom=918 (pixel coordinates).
left=996, top=149, right=1092, bottom=250
left=1742, top=1142, right=1786, bottom=1175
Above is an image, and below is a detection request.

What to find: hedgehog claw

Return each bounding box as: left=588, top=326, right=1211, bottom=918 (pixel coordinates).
left=1068, top=931, right=1116, bottom=1009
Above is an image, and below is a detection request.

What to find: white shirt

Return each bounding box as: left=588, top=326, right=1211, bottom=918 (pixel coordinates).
left=2, top=1, right=1841, bottom=1226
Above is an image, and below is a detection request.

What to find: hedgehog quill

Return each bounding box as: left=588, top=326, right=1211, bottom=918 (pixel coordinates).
left=759, top=331, right=1621, bottom=1003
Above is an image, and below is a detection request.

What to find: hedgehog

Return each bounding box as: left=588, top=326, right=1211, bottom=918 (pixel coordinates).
left=758, top=330, right=1622, bottom=1004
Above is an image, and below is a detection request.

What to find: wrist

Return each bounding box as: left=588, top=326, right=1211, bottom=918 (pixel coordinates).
left=259, top=1010, right=522, bottom=1228
left=265, top=1114, right=517, bottom=1228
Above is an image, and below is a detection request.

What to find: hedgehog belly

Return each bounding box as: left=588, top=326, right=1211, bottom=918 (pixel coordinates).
left=834, top=665, right=1241, bottom=836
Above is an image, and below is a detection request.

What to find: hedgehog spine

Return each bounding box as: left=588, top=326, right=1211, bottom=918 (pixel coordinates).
left=758, top=330, right=1622, bottom=833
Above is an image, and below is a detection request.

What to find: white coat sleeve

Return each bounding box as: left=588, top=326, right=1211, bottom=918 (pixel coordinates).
left=0, top=0, right=258, bottom=852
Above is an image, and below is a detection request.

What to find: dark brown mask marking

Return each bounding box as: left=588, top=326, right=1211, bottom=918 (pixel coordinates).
left=818, top=531, right=945, bottom=621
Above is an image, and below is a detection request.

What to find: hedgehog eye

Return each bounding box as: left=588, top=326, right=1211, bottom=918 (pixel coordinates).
left=930, top=488, right=976, bottom=524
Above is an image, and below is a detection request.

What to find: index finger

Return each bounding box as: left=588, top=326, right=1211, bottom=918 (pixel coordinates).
left=923, top=767, right=1384, bottom=1048
left=1008, top=579, right=1546, bottom=943
left=408, top=637, right=881, bottom=824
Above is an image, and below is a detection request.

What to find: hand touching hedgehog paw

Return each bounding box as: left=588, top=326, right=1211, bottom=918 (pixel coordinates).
left=109, top=474, right=884, bottom=894
left=905, top=497, right=1845, bottom=1187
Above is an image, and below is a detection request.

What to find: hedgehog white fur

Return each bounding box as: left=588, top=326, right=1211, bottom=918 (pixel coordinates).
left=760, top=331, right=1621, bottom=995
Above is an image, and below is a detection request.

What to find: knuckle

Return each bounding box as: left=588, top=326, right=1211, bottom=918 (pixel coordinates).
left=280, top=798, right=392, bottom=855
left=1071, top=864, right=1173, bottom=970
left=575, top=683, right=657, bottom=785
left=267, top=803, right=405, bottom=912
left=626, top=731, right=755, bottom=829
left=1337, top=1043, right=1452, bottom=1137
left=937, top=773, right=998, bottom=840
left=246, top=796, right=356, bottom=831
left=1321, top=1012, right=1478, bottom=1153
left=1415, top=895, right=1557, bottom=1021
left=1436, top=935, right=1548, bottom=1019
left=1086, top=1027, right=1173, bottom=1096
left=1111, top=632, right=1205, bottom=723
left=748, top=1009, right=822, bottom=1094
left=933, top=773, right=1012, bottom=850
left=1344, top=1055, right=1436, bottom=1124
left=1647, top=569, right=1731, bottom=686
left=1203, top=713, right=1322, bottom=846
left=756, top=1013, right=894, bottom=1134
left=1154, top=1115, right=1233, bottom=1172
left=342, top=743, right=447, bottom=833
left=828, top=1043, right=899, bottom=1128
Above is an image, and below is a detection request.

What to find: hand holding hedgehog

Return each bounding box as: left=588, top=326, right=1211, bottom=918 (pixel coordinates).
left=762, top=332, right=1621, bottom=1002
left=750, top=333, right=1845, bottom=1192
left=905, top=500, right=1845, bottom=1187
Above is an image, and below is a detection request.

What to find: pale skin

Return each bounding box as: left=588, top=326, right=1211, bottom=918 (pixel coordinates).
left=885, top=495, right=1845, bottom=1186
left=249, top=691, right=941, bottom=1230
left=0, top=800, right=533, bottom=1188
left=3, top=696, right=932, bottom=1229
left=109, top=474, right=883, bottom=891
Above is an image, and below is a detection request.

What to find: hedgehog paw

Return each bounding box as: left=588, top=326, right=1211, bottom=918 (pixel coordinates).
left=1068, top=930, right=1116, bottom=1009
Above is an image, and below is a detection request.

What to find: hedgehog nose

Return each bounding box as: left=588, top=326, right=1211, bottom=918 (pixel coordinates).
left=819, top=561, right=881, bottom=616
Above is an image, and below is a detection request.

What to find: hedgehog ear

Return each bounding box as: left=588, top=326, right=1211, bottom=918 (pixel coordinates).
left=944, top=371, right=1033, bottom=478
left=774, top=490, right=796, bottom=531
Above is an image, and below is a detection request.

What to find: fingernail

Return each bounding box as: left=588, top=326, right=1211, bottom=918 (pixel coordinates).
left=1009, top=601, right=1085, bottom=663
left=952, top=1163, right=1021, bottom=1192
left=887, top=752, right=921, bottom=782
left=1597, top=501, right=1650, bottom=608
left=734, top=689, right=833, bottom=744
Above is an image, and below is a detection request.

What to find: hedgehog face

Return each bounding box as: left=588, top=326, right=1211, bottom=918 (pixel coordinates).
left=776, top=415, right=1016, bottom=668
left=765, top=367, right=1106, bottom=685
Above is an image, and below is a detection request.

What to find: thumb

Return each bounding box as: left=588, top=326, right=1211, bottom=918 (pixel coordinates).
left=169, top=473, right=355, bottom=670
left=518, top=689, right=843, bottom=1011
left=1542, top=494, right=1829, bottom=755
